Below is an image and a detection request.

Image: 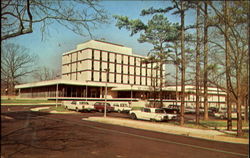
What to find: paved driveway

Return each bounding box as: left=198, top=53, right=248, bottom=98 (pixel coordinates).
left=1, top=106, right=249, bottom=158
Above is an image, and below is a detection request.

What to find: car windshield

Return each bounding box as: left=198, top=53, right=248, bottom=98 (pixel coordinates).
left=155, top=109, right=165, bottom=113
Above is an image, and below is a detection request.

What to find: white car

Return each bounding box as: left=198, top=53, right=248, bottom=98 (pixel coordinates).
left=129, top=107, right=177, bottom=121
left=214, top=111, right=244, bottom=119
left=63, top=101, right=95, bottom=112
left=112, top=103, right=131, bottom=113
left=184, top=106, right=196, bottom=114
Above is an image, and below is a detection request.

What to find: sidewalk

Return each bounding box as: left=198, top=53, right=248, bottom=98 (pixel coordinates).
left=82, top=117, right=249, bottom=144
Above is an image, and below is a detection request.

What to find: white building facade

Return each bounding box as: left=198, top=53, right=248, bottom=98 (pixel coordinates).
left=61, top=40, right=165, bottom=87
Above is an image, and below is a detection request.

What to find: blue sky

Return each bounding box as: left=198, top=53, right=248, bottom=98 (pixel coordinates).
left=5, top=1, right=196, bottom=79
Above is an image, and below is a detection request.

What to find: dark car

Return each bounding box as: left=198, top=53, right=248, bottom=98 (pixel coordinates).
left=163, top=104, right=180, bottom=114
left=94, top=102, right=114, bottom=112
left=208, top=107, right=219, bottom=113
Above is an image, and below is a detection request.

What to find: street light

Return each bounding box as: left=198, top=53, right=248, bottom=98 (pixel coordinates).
left=104, top=68, right=109, bottom=118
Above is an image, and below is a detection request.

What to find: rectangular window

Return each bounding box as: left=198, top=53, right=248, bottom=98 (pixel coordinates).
left=130, top=56, right=134, bottom=65
left=109, top=73, right=114, bottom=82
left=123, top=65, right=128, bottom=74
left=129, top=66, right=134, bottom=75
left=72, top=52, right=77, bottom=62
left=109, top=63, right=115, bottom=73
left=94, top=50, right=100, bottom=60
left=94, top=61, right=100, bottom=71
left=123, top=75, right=128, bottom=84
left=124, top=55, right=128, bottom=64
left=117, top=54, right=122, bottom=63
left=117, top=65, right=122, bottom=73
left=110, top=53, right=115, bottom=62
left=117, top=74, right=121, bottom=83
left=102, top=51, right=107, bottom=61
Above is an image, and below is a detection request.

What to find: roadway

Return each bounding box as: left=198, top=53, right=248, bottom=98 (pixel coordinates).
left=1, top=106, right=249, bottom=158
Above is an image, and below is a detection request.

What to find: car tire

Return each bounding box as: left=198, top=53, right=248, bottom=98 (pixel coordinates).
left=131, top=113, right=137, bottom=120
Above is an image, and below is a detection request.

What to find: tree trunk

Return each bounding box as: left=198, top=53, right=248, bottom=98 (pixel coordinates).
left=224, top=0, right=232, bottom=131
left=195, top=1, right=201, bottom=125
left=160, top=61, right=163, bottom=108
left=236, top=71, right=243, bottom=136
left=176, top=61, right=179, bottom=106
left=180, top=1, right=185, bottom=126
left=203, top=2, right=209, bottom=120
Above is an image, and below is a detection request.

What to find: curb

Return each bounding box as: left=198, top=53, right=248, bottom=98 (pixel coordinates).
left=30, top=107, right=50, bottom=111
left=30, top=107, right=77, bottom=114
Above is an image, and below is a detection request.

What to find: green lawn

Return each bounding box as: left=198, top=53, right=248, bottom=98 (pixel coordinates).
left=1, top=99, right=56, bottom=104
left=169, top=120, right=249, bottom=129
left=168, top=120, right=249, bottom=138
left=199, top=120, right=249, bottom=128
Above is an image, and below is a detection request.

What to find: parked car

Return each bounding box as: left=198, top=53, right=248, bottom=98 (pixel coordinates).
left=63, top=101, right=95, bottom=112
left=219, top=107, right=228, bottom=113
left=112, top=103, right=131, bottom=113
left=214, top=110, right=245, bottom=119
left=184, top=106, right=196, bottom=114
left=163, top=104, right=180, bottom=114
left=209, top=107, right=219, bottom=113
left=94, top=102, right=114, bottom=112
left=129, top=107, right=177, bottom=122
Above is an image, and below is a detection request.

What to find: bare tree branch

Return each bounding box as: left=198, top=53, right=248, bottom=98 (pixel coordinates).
left=1, top=0, right=108, bottom=40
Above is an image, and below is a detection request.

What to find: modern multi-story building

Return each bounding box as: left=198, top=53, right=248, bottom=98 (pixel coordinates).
left=15, top=40, right=226, bottom=108
left=61, top=40, right=164, bottom=86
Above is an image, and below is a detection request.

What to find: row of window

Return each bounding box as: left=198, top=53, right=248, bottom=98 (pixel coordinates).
left=62, top=49, right=164, bottom=86
left=62, top=48, right=158, bottom=68
left=62, top=71, right=162, bottom=86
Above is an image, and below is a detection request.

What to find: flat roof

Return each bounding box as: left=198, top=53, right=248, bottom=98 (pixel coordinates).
left=15, top=79, right=113, bottom=89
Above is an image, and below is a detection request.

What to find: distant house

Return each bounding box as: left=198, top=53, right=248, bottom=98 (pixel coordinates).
left=15, top=40, right=226, bottom=107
